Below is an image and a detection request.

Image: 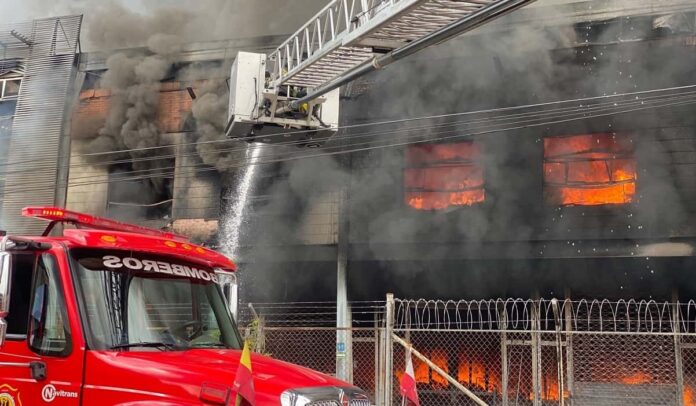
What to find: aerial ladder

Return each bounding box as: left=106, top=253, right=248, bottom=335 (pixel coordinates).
left=225, top=0, right=536, bottom=146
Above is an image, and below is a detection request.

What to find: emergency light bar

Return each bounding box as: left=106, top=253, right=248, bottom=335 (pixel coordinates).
left=22, top=207, right=188, bottom=241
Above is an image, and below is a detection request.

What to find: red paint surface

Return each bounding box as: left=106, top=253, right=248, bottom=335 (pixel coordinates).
left=0, top=210, right=354, bottom=405
left=82, top=349, right=345, bottom=404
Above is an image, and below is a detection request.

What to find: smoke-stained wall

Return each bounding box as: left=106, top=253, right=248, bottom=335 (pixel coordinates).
left=341, top=17, right=696, bottom=248
left=234, top=11, right=696, bottom=303
left=239, top=15, right=696, bottom=251
left=59, top=0, right=331, bottom=222
left=6, top=1, right=695, bottom=299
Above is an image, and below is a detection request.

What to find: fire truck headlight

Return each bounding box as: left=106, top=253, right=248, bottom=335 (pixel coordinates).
left=280, top=386, right=369, bottom=406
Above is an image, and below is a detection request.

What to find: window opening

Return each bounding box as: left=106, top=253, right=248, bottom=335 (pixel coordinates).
left=28, top=253, right=71, bottom=356
left=544, top=133, right=637, bottom=206
left=404, top=142, right=485, bottom=210
left=6, top=253, right=34, bottom=338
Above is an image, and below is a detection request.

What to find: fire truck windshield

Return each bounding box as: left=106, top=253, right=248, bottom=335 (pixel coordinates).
left=69, top=249, right=242, bottom=351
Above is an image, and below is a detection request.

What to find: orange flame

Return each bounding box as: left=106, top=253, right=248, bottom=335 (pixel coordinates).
left=544, top=134, right=636, bottom=206
left=540, top=373, right=569, bottom=401
left=407, top=190, right=485, bottom=210
left=619, top=371, right=652, bottom=385
left=414, top=357, right=429, bottom=384
left=685, top=385, right=696, bottom=406
left=394, top=346, right=696, bottom=406
left=430, top=349, right=450, bottom=388
left=457, top=357, right=499, bottom=392
left=395, top=350, right=448, bottom=387
left=405, top=142, right=485, bottom=210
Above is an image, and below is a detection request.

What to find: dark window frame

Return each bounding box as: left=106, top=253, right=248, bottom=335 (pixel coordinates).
left=543, top=133, right=637, bottom=207
left=6, top=253, right=35, bottom=341
left=403, top=141, right=486, bottom=211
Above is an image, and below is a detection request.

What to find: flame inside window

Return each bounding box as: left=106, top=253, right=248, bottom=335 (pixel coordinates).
left=393, top=346, right=696, bottom=404
left=405, top=142, right=485, bottom=210
left=544, top=134, right=637, bottom=206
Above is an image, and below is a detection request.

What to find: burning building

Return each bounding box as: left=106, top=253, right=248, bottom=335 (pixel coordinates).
left=1, top=1, right=696, bottom=304
left=231, top=2, right=696, bottom=306
left=2, top=1, right=696, bottom=404
left=0, top=1, right=692, bottom=303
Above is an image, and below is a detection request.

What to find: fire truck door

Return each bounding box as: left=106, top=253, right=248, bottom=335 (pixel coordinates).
left=0, top=252, right=83, bottom=405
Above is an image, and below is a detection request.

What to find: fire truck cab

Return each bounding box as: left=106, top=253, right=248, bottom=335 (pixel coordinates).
left=0, top=207, right=368, bottom=405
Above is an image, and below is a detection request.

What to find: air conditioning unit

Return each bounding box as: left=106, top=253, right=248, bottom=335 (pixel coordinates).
left=225, top=52, right=339, bottom=147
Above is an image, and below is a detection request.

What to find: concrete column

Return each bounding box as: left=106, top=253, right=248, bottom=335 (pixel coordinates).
left=336, top=187, right=353, bottom=382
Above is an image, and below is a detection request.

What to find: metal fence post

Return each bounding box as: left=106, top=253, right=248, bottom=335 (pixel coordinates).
left=375, top=313, right=384, bottom=406
left=377, top=323, right=386, bottom=406
left=501, top=306, right=509, bottom=406
left=564, top=293, right=574, bottom=406
left=531, top=300, right=542, bottom=406
left=673, top=293, right=684, bottom=406
left=552, top=299, right=565, bottom=406
left=563, top=296, right=575, bottom=406
left=385, top=293, right=395, bottom=406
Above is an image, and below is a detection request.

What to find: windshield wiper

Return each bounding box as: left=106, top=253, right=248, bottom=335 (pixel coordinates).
left=110, top=341, right=183, bottom=351
left=190, top=342, right=228, bottom=348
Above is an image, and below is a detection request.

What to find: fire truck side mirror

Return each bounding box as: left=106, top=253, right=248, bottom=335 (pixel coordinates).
left=0, top=252, right=11, bottom=348
left=216, top=271, right=238, bottom=321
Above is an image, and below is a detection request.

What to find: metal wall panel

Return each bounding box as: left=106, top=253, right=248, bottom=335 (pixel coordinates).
left=0, top=15, right=82, bottom=234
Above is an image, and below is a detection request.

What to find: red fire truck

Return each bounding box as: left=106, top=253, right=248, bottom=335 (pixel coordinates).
left=0, top=207, right=369, bottom=405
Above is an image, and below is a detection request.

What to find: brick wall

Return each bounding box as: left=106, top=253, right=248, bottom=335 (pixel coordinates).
left=71, top=88, right=110, bottom=139
left=71, top=82, right=196, bottom=138
left=158, top=82, right=194, bottom=134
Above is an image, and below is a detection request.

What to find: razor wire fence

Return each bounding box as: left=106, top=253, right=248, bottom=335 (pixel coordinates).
left=238, top=297, right=696, bottom=406
left=391, top=297, right=696, bottom=406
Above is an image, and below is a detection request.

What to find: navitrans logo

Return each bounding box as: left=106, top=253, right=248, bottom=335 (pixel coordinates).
left=41, top=385, right=78, bottom=403
left=0, top=384, right=21, bottom=406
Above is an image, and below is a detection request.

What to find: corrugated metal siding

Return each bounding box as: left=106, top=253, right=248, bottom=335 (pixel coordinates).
left=0, top=16, right=82, bottom=234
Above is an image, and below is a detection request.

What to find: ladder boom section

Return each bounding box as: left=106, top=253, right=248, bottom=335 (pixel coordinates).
left=269, top=0, right=531, bottom=89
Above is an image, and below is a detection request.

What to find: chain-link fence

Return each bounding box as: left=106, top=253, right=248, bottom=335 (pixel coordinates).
left=391, top=298, right=696, bottom=406
left=239, top=297, right=696, bottom=406
left=237, top=301, right=385, bottom=403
